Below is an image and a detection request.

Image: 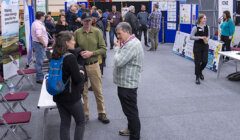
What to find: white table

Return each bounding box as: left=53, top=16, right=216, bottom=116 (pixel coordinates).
left=37, top=76, right=56, bottom=140
left=217, top=51, right=240, bottom=78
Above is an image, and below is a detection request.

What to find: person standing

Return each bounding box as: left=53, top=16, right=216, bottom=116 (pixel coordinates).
left=108, top=5, right=122, bottom=49
left=113, top=22, right=144, bottom=140
left=219, top=10, right=235, bottom=61
left=137, top=4, right=149, bottom=47
left=190, top=14, right=210, bottom=85
left=53, top=31, right=85, bottom=140
left=31, top=11, right=48, bottom=84
left=74, top=12, right=110, bottom=124
left=55, top=14, right=68, bottom=34
left=124, top=5, right=140, bottom=40
left=66, top=4, right=81, bottom=32
left=148, top=4, right=162, bottom=51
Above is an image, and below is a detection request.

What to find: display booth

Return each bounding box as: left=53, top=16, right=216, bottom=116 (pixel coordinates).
left=0, top=0, right=34, bottom=79
left=151, top=1, right=179, bottom=43
left=173, top=31, right=223, bottom=72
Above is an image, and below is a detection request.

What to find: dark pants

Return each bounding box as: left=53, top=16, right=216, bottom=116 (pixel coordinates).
left=221, top=35, right=231, bottom=60
left=193, top=43, right=209, bottom=77
left=118, top=87, right=141, bottom=140
left=110, top=27, right=117, bottom=48
left=139, top=25, right=148, bottom=45
left=57, top=99, right=85, bottom=140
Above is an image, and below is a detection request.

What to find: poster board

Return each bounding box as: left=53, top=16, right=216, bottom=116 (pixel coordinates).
left=218, top=0, right=233, bottom=19
left=173, top=31, right=223, bottom=72
left=1, top=0, right=20, bottom=79
left=180, top=4, right=191, bottom=24
left=36, top=0, right=47, bottom=13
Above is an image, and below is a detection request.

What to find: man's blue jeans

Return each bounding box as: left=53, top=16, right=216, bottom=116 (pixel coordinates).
left=109, top=27, right=117, bottom=48
left=32, top=41, right=45, bottom=81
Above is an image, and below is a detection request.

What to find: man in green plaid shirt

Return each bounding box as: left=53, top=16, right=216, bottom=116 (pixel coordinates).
left=113, top=22, right=144, bottom=140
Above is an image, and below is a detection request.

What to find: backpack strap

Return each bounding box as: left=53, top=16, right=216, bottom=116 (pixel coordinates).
left=62, top=52, right=74, bottom=93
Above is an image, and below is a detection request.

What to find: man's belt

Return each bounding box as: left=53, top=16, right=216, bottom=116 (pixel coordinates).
left=85, top=60, right=98, bottom=66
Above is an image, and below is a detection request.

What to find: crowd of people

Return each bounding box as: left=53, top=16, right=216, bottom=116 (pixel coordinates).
left=30, top=2, right=236, bottom=139
left=31, top=3, right=158, bottom=140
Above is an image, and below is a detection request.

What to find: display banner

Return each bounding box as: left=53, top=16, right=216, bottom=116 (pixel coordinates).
left=1, top=0, right=20, bottom=79
left=173, top=31, right=223, bottom=72
left=24, top=0, right=32, bottom=65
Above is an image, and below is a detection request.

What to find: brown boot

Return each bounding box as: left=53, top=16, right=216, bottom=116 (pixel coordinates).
left=98, top=113, right=110, bottom=124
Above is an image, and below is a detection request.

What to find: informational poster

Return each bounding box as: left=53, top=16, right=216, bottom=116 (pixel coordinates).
left=173, top=31, right=223, bottom=72
left=180, top=4, right=191, bottom=24
left=167, top=23, right=176, bottom=30
left=168, top=11, right=177, bottom=22
left=36, top=0, right=47, bottom=13
left=152, top=1, right=168, bottom=11
left=1, top=0, right=19, bottom=79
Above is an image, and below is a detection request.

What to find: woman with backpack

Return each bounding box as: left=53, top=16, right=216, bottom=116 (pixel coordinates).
left=52, top=31, right=85, bottom=140
left=190, top=14, right=210, bottom=85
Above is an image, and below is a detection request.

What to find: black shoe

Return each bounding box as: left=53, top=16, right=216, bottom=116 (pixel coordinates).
left=98, top=113, right=110, bottom=124
left=145, top=44, right=150, bottom=47
left=110, top=47, right=113, bottom=50
left=195, top=78, right=200, bottom=85
left=147, top=48, right=155, bottom=51
left=36, top=80, right=43, bottom=84
left=200, top=74, right=204, bottom=80
left=88, top=87, right=93, bottom=91
left=119, top=128, right=130, bottom=136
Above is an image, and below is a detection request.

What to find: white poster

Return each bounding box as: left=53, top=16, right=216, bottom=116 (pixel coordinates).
left=24, top=0, right=32, bottom=64
left=218, top=0, right=233, bottom=19
left=167, top=23, right=176, bottom=30
left=36, top=0, right=47, bottom=13
left=173, top=31, right=223, bottom=72
left=152, top=2, right=168, bottom=11
left=180, top=4, right=191, bottom=24
left=1, top=0, right=19, bottom=79
left=192, top=4, right=197, bottom=25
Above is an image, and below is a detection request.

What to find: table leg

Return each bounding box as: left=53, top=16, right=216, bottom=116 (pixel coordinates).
left=43, top=108, right=49, bottom=140
left=217, top=55, right=224, bottom=78
left=236, top=60, right=238, bottom=72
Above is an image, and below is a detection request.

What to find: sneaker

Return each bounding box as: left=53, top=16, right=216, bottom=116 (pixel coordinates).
left=119, top=128, right=130, bottom=136
left=98, top=113, right=110, bottom=124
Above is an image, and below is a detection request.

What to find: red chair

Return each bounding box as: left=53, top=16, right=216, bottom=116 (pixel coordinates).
left=9, top=55, right=36, bottom=89
left=0, top=76, right=29, bottom=112
left=0, top=111, right=31, bottom=140
left=0, top=84, right=31, bottom=140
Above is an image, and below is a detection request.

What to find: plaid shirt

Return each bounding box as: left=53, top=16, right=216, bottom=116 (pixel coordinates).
left=113, top=36, right=144, bottom=89
left=149, top=10, right=162, bottom=30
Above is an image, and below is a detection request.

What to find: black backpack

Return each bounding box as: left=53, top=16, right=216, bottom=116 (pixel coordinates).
left=227, top=72, right=240, bottom=81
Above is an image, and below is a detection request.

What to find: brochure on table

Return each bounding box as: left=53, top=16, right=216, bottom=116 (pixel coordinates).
left=173, top=31, right=223, bottom=72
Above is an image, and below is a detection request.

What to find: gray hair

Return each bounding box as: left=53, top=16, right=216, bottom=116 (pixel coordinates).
left=116, top=22, right=132, bottom=34
left=129, top=5, right=135, bottom=13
